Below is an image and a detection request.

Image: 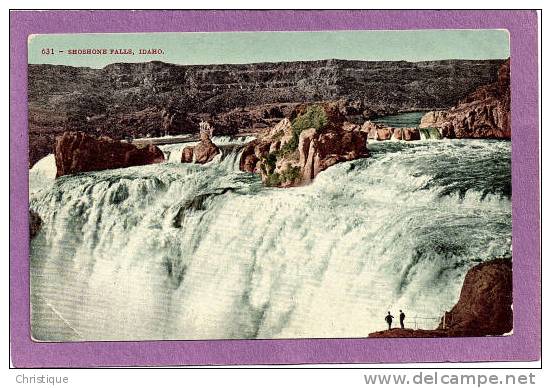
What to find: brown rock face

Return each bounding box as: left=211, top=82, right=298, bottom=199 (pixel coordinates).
left=300, top=128, right=368, bottom=184
left=392, top=128, right=403, bottom=140
left=368, top=258, right=513, bottom=338
left=419, top=59, right=511, bottom=139
left=391, top=127, right=420, bottom=141
left=180, top=132, right=221, bottom=164
left=181, top=146, right=195, bottom=163
left=441, top=258, right=513, bottom=336
left=362, top=121, right=419, bottom=141
left=239, top=104, right=369, bottom=187
left=54, top=131, right=164, bottom=177
left=29, top=210, right=42, bottom=239
left=362, top=121, right=393, bottom=140
left=239, top=144, right=259, bottom=173
left=402, top=128, right=421, bottom=141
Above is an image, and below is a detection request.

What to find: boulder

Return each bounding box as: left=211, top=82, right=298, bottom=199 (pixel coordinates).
left=239, top=143, right=259, bottom=173
left=390, top=127, right=420, bottom=141
left=193, top=138, right=220, bottom=164
left=402, top=127, right=421, bottom=141
left=392, top=128, right=403, bottom=140
left=181, top=131, right=221, bottom=164
left=419, top=59, right=511, bottom=139
left=375, top=127, right=393, bottom=141
left=181, top=146, right=194, bottom=163
left=441, top=258, right=512, bottom=336
left=305, top=129, right=368, bottom=181
left=54, top=131, right=164, bottom=177
left=361, top=121, right=392, bottom=141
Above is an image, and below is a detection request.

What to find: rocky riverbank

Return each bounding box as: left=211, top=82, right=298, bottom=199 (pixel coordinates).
left=419, top=59, right=511, bottom=139
left=368, top=258, right=513, bottom=338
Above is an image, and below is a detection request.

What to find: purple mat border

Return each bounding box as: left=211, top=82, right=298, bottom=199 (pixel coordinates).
left=9, top=10, right=540, bottom=367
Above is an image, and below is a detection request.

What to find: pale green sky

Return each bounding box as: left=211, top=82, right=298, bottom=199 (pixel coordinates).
left=28, top=30, right=510, bottom=68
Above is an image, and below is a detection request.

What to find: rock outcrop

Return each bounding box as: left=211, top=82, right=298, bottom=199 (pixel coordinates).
left=29, top=210, right=42, bottom=239
left=28, top=59, right=504, bottom=166
left=440, top=258, right=513, bottom=336
left=361, top=121, right=420, bottom=141
left=368, top=328, right=448, bottom=338
left=368, top=258, right=513, bottom=338
left=54, top=131, right=165, bottom=177
left=419, top=59, right=511, bottom=139
left=181, top=130, right=220, bottom=164
left=392, top=127, right=421, bottom=141
left=240, top=104, right=369, bottom=187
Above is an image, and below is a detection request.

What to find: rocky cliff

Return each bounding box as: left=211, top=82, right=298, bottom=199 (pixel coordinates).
left=28, top=59, right=504, bottom=166
left=368, top=258, right=513, bottom=338
left=419, top=59, right=511, bottom=139
left=239, top=103, right=369, bottom=187
left=54, top=132, right=165, bottom=177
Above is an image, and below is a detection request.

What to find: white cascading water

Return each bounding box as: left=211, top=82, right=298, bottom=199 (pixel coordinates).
left=29, top=134, right=511, bottom=341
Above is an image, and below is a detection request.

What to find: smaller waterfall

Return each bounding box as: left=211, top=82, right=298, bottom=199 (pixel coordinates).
left=207, top=144, right=247, bottom=171
left=419, top=127, right=442, bottom=140
left=160, top=142, right=198, bottom=163
left=159, top=135, right=256, bottom=170
left=29, top=135, right=256, bottom=196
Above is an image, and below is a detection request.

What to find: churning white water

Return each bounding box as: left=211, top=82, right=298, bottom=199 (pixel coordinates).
left=29, top=137, right=511, bottom=341
left=158, top=135, right=257, bottom=165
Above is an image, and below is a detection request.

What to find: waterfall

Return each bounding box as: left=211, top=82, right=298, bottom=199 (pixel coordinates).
left=159, top=135, right=256, bottom=168
left=419, top=127, right=443, bottom=140
left=29, top=139, right=511, bottom=341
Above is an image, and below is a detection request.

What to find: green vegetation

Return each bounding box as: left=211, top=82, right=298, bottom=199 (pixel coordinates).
left=293, top=105, right=328, bottom=133
left=264, top=165, right=302, bottom=187
left=262, top=152, right=278, bottom=175
left=419, top=127, right=442, bottom=140
left=280, top=105, right=328, bottom=154
left=265, top=172, right=282, bottom=187
left=261, top=105, right=328, bottom=186
left=280, top=166, right=301, bottom=183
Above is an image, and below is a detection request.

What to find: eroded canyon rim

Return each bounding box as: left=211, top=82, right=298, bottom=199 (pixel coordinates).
left=28, top=58, right=505, bottom=166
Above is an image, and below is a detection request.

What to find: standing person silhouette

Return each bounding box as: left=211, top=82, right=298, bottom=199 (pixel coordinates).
left=385, top=311, right=394, bottom=330
left=399, top=310, right=406, bottom=329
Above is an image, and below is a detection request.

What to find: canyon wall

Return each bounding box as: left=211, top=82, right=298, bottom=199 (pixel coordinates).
left=420, top=59, right=511, bottom=139
left=28, top=59, right=504, bottom=166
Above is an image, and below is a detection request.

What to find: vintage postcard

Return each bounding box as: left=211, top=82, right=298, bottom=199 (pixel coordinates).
left=28, top=30, right=513, bottom=342
left=10, top=10, right=540, bottom=367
